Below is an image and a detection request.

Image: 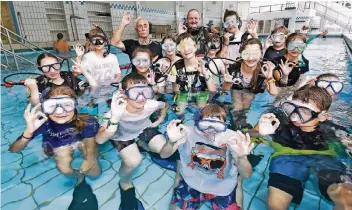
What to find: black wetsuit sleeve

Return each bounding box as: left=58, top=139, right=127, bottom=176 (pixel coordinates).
left=122, top=39, right=135, bottom=59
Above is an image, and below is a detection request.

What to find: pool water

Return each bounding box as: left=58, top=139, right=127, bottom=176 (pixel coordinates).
left=1, top=38, right=351, bottom=210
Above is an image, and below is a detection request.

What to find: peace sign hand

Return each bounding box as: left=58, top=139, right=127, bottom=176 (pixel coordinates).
left=73, top=43, right=85, bottom=59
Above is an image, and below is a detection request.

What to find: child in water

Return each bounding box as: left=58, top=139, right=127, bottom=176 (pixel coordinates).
left=9, top=86, right=101, bottom=181
left=161, top=104, right=254, bottom=210
left=250, top=85, right=351, bottom=210
left=95, top=73, right=170, bottom=210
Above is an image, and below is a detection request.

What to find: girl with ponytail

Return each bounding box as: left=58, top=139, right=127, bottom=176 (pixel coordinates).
left=9, top=86, right=101, bottom=182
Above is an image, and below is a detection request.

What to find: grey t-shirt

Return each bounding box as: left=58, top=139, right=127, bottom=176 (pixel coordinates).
left=178, top=126, right=239, bottom=196
left=102, top=100, right=165, bottom=141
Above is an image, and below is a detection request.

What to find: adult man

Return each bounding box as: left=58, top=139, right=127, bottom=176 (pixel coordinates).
left=178, top=9, right=206, bottom=55
left=111, top=12, right=162, bottom=62
left=53, top=33, right=70, bottom=58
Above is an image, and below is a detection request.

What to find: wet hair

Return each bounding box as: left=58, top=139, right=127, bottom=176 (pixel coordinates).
left=44, top=86, right=89, bottom=133
left=292, top=85, right=332, bottom=111
left=176, top=33, right=195, bottom=45
left=241, top=31, right=253, bottom=43
left=121, top=72, right=148, bottom=90
left=201, top=104, right=226, bottom=121
left=271, top=26, right=289, bottom=35
left=132, top=46, right=153, bottom=60
left=239, top=38, right=263, bottom=92
left=89, top=28, right=104, bottom=38
left=57, top=33, right=64, bottom=40
left=285, top=32, right=307, bottom=48
left=85, top=33, right=90, bottom=39
left=223, top=9, right=240, bottom=22
left=37, top=53, right=59, bottom=66
left=162, top=35, right=176, bottom=43
left=187, top=9, right=200, bottom=19
left=316, top=73, right=340, bottom=81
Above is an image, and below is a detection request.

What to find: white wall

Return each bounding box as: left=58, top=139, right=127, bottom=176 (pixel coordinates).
left=9, top=1, right=252, bottom=43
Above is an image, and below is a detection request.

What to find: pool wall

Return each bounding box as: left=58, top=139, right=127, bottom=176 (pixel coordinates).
left=343, top=34, right=352, bottom=52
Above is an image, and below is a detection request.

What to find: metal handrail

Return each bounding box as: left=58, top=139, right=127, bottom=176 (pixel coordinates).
left=0, top=25, right=58, bottom=59
left=0, top=24, right=65, bottom=70
left=1, top=48, right=36, bottom=65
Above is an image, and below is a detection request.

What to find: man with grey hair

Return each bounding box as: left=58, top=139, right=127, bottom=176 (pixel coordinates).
left=111, top=11, right=162, bottom=61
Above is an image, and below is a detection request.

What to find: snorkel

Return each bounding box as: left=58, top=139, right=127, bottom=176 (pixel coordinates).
left=90, top=24, right=110, bottom=58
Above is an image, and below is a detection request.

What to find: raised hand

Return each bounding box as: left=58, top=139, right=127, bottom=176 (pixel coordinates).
left=147, top=71, right=156, bottom=86
left=261, top=61, right=276, bottom=79
left=279, top=59, right=295, bottom=76
left=73, top=43, right=85, bottom=59
left=227, top=131, right=254, bottom=158
left=71, top=59, right=86, bottom=75
left=120, top=11, right=132, bottom=26
left=257, top=113, right=280, bottom=136
left=110, top=91, right=127, bottom=119
left=166, top=120, right=187, bottom=146
left=24, top=104, right=48, bottom=134
left=224, top=32, right=233, bottom=45
left=247, top=19, right=258, bottom=36
left=24, top=79, right=38, bottom=90
left=178, top=22, right=187, bottom=34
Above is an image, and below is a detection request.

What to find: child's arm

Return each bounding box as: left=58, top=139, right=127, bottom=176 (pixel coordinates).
left=227, top=131, right=254, bottom=178
left=262, top=61, right=279, bottom=96
left=111, top=11, right=131, bottom=50
left=9, top=104, right=48, bottom=153
left=222, top=74, right=233, bottom=90
left=24, top=79, right=40, bottom=105
left=218, top=32, right=231, bottom=58
left=95, top=92, right=126, bottom=144
left=160, top=120, right=187, bottom=158
left=151, top=103, right=169, bottom=128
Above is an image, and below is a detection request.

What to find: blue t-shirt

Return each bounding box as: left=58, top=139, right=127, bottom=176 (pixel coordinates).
left=33, top=117, right=99, bottom=149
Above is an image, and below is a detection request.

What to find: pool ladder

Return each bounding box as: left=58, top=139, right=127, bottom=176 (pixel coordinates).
left=1, top=25, right=55, bottom=70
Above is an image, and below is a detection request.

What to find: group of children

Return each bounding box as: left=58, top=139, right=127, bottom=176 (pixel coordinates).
left=8, top=8, right=351, bottom=210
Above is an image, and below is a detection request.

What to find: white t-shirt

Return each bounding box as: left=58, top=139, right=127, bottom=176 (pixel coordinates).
left=178, top=126, right=239, bottom=196
left=227, top=31, right=243, bottom=61
left=206, top=57, right=226, bottom=85
left=82, top=52, right=121, bottom=100
left=102, top=100, right=165, bottom=141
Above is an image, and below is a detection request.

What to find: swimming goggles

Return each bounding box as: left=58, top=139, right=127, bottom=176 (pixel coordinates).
left=223, top=19, right=238, bottom=29
left=38, top=61, right=63, bottom=73
left=270, top=33, right=285, bottom=43
left=125, top=85, right=155, bottom=101
left=315, top=80, right=344, bottom=94
left=241, top=50, right=261, bottom=60
left=162, top=42, right=176, bottom=51
left=42, top=97, right=77, bottom=115
left=281, top=102, right=321, bottom=123
left=207, top=39, right=221, bottom=50
left=131, top=57, right=151, bottom=67
left=287, top=42, right=306, bottom=53
left=89, top=35, right=106, bottom=46
left=196, top=119, right=227, bottom=132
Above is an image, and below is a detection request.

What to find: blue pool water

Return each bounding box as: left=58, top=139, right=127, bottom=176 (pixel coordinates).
left=1, top=37, right=351, bottom=210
